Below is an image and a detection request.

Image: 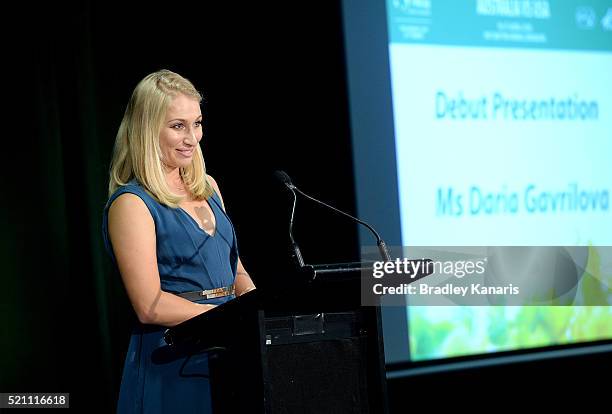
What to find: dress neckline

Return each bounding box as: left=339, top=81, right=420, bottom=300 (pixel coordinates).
left=178, top=198, right=217, bottom=238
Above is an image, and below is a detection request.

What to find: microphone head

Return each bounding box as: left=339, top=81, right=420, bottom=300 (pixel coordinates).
left=274, top=170, right=295, bottom=189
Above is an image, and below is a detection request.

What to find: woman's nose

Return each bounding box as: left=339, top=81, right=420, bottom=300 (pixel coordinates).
left=184, top=129, right=198, bottom=144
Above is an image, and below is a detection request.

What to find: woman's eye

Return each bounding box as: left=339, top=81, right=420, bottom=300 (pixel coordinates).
left=195, top=121, right=202, bottom=127
left=172, top=123, right=184, bottom=129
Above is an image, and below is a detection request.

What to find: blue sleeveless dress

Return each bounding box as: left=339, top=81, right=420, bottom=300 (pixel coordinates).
left=102, top=179, right=239, bottom=414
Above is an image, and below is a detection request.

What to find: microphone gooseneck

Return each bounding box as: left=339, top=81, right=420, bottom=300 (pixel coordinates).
left=275, top=170, right=391, bottom=263
left=275, top=170, right=305, bottom=267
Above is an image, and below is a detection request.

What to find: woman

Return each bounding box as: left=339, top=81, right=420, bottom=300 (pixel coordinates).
left=102, top=69, right=255, bottom=413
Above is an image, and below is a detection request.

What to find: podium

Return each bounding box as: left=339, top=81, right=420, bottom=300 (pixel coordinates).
left=160, top=266, right=388, bottom=413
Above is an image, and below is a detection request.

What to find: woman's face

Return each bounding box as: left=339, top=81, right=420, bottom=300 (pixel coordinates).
left=159, top=93, right=203, bottom=170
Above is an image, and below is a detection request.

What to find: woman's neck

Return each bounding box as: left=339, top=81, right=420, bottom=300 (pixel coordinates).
left=164, top=167, right=187, bottom=195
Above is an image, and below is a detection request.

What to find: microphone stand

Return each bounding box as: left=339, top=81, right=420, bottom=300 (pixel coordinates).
left=287, top=184, right=306, bottom=268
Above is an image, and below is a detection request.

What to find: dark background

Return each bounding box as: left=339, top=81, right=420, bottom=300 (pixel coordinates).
left=2, top=0, right=609, bottom=411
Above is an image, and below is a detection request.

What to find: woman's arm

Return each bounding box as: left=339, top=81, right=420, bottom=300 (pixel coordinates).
left=108, top=193, right=214, bottom=327
left=207, top=175, right=256, bottom=296
left=235, top=258, right=256, bottom=296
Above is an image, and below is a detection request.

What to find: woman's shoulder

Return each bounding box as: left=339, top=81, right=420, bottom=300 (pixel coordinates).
left=106, top=180, right=160, bottom=216
left=107, top=192, right=153, bottom=229
left=106, top=188, right=159, bottom=235
left=206, top=174, right=220, bottom=194
left=102, top=182, right=155, bottom=258
left=108, top=179, right=151, bottom=203
left=110, top=191, right=147, bottom=209
left=206, top=174, right=225, bottom=209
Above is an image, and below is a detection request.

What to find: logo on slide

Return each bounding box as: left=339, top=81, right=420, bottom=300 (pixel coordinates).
left=476, top=0, right=551, bottom=19
left=602, top=9, right=612, bottom=31
left=391, top=0, right=432, bottom=16
left=575, top=6, right=596, bottom=29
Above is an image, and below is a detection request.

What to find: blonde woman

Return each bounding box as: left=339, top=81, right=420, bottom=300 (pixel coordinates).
left=102, top=69, right=255, bottom=413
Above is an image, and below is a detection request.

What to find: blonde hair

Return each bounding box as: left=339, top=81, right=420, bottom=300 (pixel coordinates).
left=108, top=69, right=213, bottom=207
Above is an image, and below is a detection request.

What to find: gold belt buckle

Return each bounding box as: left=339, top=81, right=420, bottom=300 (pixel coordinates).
left=200, top=286, right=234, bottom=299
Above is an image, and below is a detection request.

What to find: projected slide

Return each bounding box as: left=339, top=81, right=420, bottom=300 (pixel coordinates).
left=388, top=4, right=611, bottom=246
left=384, top=0, right=612, bottom=362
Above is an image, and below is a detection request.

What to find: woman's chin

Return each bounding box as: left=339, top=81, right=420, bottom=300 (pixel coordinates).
left=177, top=159, right=192, bottom=168
left=164, top=159, right=192, bottom=171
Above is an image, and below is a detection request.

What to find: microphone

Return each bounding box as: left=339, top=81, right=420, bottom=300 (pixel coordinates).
left=274, top=170, right=295, bottom=190
left=275, top=170, right=391, bottom=263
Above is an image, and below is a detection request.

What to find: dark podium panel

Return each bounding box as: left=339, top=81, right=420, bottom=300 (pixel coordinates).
left=161, top=270, right=388, bottom=413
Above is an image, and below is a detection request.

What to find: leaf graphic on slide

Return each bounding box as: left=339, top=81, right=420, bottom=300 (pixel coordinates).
left=579, top=246, right=612, bottom=305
